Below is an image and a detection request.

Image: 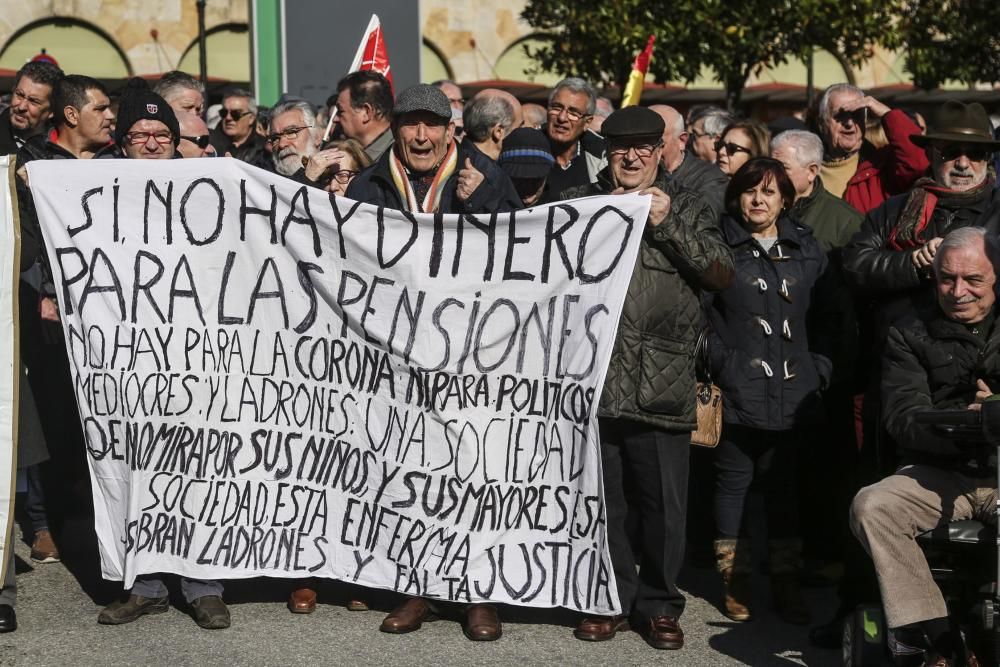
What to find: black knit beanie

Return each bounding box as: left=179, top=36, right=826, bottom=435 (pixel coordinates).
left=114, top=77, right=180, bottom=146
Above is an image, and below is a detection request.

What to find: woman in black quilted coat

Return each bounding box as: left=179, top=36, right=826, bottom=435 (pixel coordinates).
left=706, top=158, right=836, bottom=626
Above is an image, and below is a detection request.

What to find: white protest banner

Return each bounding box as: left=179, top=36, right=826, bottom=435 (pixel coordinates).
left=27, top=158, right=648, bottom=614
left=0, top=157, right=17, bottom=583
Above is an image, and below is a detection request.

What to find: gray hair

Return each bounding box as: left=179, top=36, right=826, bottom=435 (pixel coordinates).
left=771, top=130, right=824, bottom=167
left=153, top=71, right=205, bottom=105
left=817, top=83, right=864, bottom=129
left=223, top=87, right=258, bottom=115
left=689, top=106, right=734, bottom=137
left=269, top=98, right=319, bottom=142
left=933, top=226, right=1000, bottom=275
left=463, top=94, right=516, bottom=143
left=548, top=77, right=597, bottom=116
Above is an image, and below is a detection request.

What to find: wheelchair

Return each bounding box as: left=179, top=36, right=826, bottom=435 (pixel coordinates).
left=842, top=406, right=999, bottom=666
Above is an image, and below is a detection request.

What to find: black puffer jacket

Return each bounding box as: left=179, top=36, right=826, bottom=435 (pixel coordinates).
left=882, top=309, right=999, bottom=474
left=558, top=166, right=734, bottom=431
left=708, top=213, right=834, bottom=430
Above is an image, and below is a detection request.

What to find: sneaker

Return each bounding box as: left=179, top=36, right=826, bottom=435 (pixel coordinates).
left=191, top=595, right=230, bottom=629
left=98, top=595, right=169, bottom=625
left=30, top=530, right=60, bottom=563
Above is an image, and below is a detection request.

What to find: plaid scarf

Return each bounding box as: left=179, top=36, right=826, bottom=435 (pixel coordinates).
left=888, top=174, right=995, bottom=250
left=388, top=142, right=459, bottom=213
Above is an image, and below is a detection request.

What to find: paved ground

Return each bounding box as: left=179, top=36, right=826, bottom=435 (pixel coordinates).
left=0, top=514, right=842, bottom=667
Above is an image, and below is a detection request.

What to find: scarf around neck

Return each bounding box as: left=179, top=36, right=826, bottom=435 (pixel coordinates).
left=888, top=173, right=995, bottom=250
left=388, top=141, right=459, bottom=213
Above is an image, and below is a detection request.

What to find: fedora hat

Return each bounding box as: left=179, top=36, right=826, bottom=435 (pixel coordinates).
left=911, top=99, right=1000, bottom=148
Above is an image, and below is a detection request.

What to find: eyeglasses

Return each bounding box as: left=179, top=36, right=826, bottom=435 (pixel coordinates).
left=126, top=131, right=173, bottom=145
left=219, top=108, right=250, bottom=121
left=331, top=169, right=358, bottom=184
left=715, top=140, right=752, bottom=156
left=832, top=108, right=866, bottom=127
left=934, top=143, right=992, bottom=162
left=689, top=129, right=714, bottom=140
left=181, top=134, right=211, bottom=149
left=548, top=104, right=589, bottom=122
left=608, top=141, right=663, bottom=158
left=265, top=125, right=313, bottom=145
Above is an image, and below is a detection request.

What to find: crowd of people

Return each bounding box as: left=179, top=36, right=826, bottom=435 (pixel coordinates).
left=0, top=55, right=997, bottom=667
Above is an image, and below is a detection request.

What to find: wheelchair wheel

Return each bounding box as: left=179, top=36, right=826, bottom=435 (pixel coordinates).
left=842, top=605, right=888, bottom=666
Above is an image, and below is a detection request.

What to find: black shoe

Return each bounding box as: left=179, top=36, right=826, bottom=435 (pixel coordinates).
left=191, top=595, right=230, bottom=629
left=97, top=594, right=169, bottom=625
left=0, top=604, right=16, bottom=633
left=809, top=616, right=844, bottom=649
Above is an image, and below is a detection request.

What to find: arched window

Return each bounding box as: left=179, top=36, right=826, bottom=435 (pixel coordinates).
left=421, top=38, right=453, bottom=83
left=0, top=18, right=130, bottom=77
left=177, top=24, right=250, bottom=82
left=753, top=49, right=851, bottom=88
left=494, top=35, right=561, bottom=86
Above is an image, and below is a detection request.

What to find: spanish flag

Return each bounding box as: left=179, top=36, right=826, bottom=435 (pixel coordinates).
left=620, top=35, right=655, bottom=108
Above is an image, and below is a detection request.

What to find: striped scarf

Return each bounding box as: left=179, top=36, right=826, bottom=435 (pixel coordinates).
left=388, top=142, right=459, bottom=213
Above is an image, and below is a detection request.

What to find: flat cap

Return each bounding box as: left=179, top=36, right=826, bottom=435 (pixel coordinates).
left=393, top=84, right=451, bottom=123
left=601, top=106, right=664, bottom=142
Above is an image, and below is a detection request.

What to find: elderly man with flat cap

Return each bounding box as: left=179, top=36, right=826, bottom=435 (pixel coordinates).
left=555, top=106, right=734, bottom=651
left=346, top=83, right=517, bottom=215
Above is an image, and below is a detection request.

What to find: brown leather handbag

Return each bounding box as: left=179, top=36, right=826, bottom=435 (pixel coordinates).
left=691, top=329, right=723, bottom=448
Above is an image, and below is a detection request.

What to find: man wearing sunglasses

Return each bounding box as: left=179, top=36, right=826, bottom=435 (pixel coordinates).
left=177, top=112, right=216, bottom=158
left=555, top=106, right=733, bottom=653
left=845, top=100, right=1000, bottom=324
left=209, top=87, right=266, bottom=167
left=816, top=83, right=929, bottom=214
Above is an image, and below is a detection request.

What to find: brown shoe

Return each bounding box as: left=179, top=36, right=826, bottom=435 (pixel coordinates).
left=30, top=529, right=60, bottom=564
left=288, top=587, right=316, bottom=614
left=641, top=615, right=684, bottom=650
left=346, top=599, right=369, bottom=611
left=380, top=597, right=435, bottom=634
left=464, top=603, right=501, bottom=641
left=573, top=614, right=629, bottom=641
left=721, top=567, right=752, bottom=622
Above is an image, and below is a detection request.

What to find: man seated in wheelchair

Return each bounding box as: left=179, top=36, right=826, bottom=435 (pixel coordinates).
left=851, top=227, right=999, bottom=667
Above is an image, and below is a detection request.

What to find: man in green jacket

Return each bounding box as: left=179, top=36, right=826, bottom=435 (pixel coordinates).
left=557, top=106, right=734, bottom=651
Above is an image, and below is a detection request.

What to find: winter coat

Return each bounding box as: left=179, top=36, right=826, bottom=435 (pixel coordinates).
left=669, top=151, right=728, bottom=220
left=842, top=109, right=929, bottom=214
left=842, top=185, right=1000, bottom=341
left=790, top=178, right=864, bottom=388
left=708, top=213, right=834, bottom=431
left=882, top=308, right=999, bottom=474
left=345, top=142, right=518, bottom=215
left=459, top=138, right=524, bottom=212
left=558, top=167, right=734, bottom=431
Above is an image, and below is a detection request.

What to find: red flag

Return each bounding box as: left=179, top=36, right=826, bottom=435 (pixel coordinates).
left=350, top=14, right=393, bottom=91
left=323, top=14, right=393, bottom=141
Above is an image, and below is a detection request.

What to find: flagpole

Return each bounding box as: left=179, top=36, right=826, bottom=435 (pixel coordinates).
left=323, top=14, right=381, bottom=142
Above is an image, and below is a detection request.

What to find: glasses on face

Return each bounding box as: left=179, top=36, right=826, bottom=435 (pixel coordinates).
left=265, top=125, right=313, bottom=145
left=331, top=169, right=358, bottom=184
left=935, top=143, right=992, bottom=162
left=548, top=104, right=589, bottom=123
left=608, top=141, right=663, bottom=158
left=126, top=131, right=173, bottom=145
left=219, top=107, right=250, bottom=121
left=689, top=128, right=713, bottom=140
left=833, top=108, right=866, bottom=127
left=715, top=140, right=752, bottom=156
left=181, top=134, right=211, bottom=149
